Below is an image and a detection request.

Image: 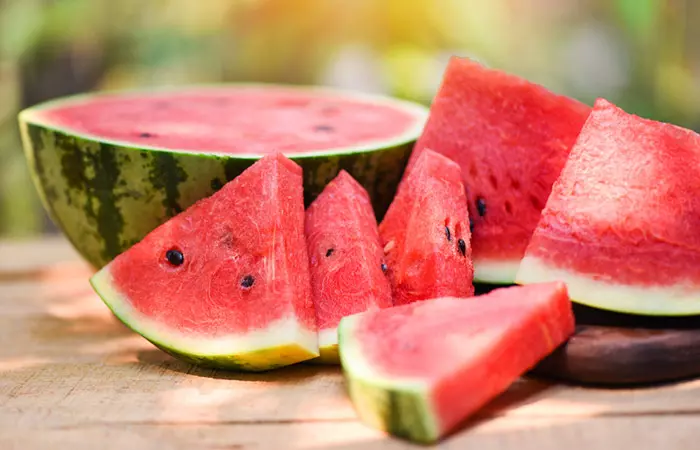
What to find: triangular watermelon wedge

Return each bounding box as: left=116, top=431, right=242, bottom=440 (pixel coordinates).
left=338, top=282, right=575, bottom=444
left=517, top=99, right=700, bottom=316
left=305, top=171, right=393, bottom=363
left=90, top=153, right=318, bottom=371
left=379, top=149, right=474, bottom=305
left=409, top=56, right=591, bottom=284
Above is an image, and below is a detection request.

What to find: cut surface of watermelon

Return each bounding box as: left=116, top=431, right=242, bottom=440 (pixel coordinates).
left=90, top=153, right=318, bottom=370
left=409, top=57, right=591, bottom=284
left=305, top=171, right=393, bottom=363
left=338, top=282, right=575, bottom=443
left=517, top=98, right=700, bottom=316
left=379, top=149, right=474, bottom=305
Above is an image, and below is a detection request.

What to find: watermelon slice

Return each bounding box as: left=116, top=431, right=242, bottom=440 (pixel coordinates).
left=517, top=98, right=700, bottom=316
left=379, top=149, right=474, bottom=305
left=409, top=57, right=591, bottom=284
left=305, top=171, right=393, bottom=363
left=19, top=84, right=429, bottom=269
left=89, top=153, right=318, bottom=371
left=339, top=282, right=575, bottom=444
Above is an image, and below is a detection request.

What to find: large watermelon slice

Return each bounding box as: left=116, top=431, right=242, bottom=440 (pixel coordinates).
left=339, top=282, right=575, bottom=444
left=517, top=98, right=700, bottom=316
left=379, top=149, right=474, bottom=305
left=19, top=84, right=429, bottom=268
left=409, top=57, right=591, bottom=284
left=89, top=153, right=317, bottom=371
left=305, top=171, right=393, bottom=364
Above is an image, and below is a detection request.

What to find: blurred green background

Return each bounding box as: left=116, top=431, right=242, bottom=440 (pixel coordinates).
left=1, top=0, right=699, bottom=237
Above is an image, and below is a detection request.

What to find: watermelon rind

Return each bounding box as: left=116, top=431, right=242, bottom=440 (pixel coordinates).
left=338, top=314, right=439, bottom=444
left=19, top=84, right=429, bottom=269
left=517, top=256, right=700, bottom=316
left=473, top=259, right=521, bottom=285
left=313, top=328, right=341, bottom=364
left=90, top=265, right=319, bottom=371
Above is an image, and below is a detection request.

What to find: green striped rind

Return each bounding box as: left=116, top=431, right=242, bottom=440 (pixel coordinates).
left=90, top=266, right=319, bottom=371
left=19, top=86, right=428, bottom=268
left=338, top=314, right=440, bottom=444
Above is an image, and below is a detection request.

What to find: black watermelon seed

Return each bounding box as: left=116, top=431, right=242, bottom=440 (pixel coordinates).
left=241, top=275, right=255, bottom=289
left=314, top=125, right=334, bottom=132
left=469, top=217, right=475, bottom=233
left=139, top=132, right=155, bottom=138
left=381, top=263, right=388, bottom=272
left=326, top=248, right=335, bottom=257
left=476, top=197, right=487, bottom=217
left=458, top=239, right=466, bottom=257
left=445, top=226, right=452, bottom=242
left=165, top=249, right=184, bottom=266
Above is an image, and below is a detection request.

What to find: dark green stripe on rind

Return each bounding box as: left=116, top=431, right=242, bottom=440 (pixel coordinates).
left=21, top=120, right=415, bottom=268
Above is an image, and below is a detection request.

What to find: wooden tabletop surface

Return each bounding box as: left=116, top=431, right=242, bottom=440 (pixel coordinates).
left=2, top=237, right=700, bottom=449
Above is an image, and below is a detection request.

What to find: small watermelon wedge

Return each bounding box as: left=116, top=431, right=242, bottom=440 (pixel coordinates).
left=338, top=282, right=575, bottom=444
left=305, top=171, right=393, bottom=364
left=90, top=153, right=318, bottom=371
left=379, top=149, right=474, bottom=305
left=409, top=56, right=591, bottom=284
left=517, top=99, right=700, bottom=316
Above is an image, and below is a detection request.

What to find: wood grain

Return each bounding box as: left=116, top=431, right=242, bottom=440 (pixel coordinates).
left=3, top=238, right=700, bottom=449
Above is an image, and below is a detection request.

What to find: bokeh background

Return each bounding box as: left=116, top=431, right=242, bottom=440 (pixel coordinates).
left=1, top=0, right=699, bottom=237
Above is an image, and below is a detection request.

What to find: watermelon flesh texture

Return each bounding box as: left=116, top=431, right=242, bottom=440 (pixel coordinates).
left=35, top=86, right=421, bottom=155
left=305, top=171, right=393, bottom=363
left=379, top=149, right=474, bottom=305
left=90, top=153, right=318, bottom=371
left=339, top=282, right=575, bottom=444
left=517, top=98, right=700, bottom=316
left=409, top=56, right=591, bottom=284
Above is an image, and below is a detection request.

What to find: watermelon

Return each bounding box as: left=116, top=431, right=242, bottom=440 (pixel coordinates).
left=409, top=57, right=591, bottom=284
left=89, top=153, right=317, bottom=371
left=517, top=98, right=700, bottom=316
left=339, top=282, right=575, bottom=444
left=305, top=171, right=393, bottom=364
left=379, top=149, right=474, bottom=305
left=19, top=84, right=429, bottom=268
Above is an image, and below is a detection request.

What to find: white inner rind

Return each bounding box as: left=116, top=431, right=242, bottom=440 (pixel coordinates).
left=338, top=314, right=438, bottom=440
left=516, top=255, right=700, bottom=316
left=318, top=327, right=339, bottom=349
left=18, top=83, right=429, bottom=159
left=474, top=258, right=521, bottom=284
left=90, top=266, right=318, bottom=356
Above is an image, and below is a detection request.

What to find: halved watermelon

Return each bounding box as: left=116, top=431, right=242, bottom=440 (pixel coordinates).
left=89, top=153, right=317, bottom=371
left=20, top=84, right=429, bottom=268
left=305, top=171, right=393, bottom=363
left=379, top=149, right=474, bottom=305
left=339, top=282, right=575, bottom=443
left=517, top=99, right=700, bottom=316
left=409, top=57, right=591, bottom=284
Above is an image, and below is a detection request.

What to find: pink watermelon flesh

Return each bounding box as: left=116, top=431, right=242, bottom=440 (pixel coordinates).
left=90, top=153, right=317, bottom=370
left=305, top=171, right=393, bottom=361
left=409, top=57, right=591, bottom=283
left=518, top=98, right=700, bottom=316
left=36, top=86, right=420, bottom=154
left=339, top=282, right=575, bottom=443
left=379, top=149, right=474, bottom=305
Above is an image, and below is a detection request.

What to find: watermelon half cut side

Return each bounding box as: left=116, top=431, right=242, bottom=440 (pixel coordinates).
left=379, top=149, right=474, bottom=305
left=90, top=153, right=318, bottom=371
left=305, top=171, right=393, bottom=363
left=408, top=57, right=591, bottom=284
left=338, top=282, right=575, bottom=443
left=517, top=99, right=700, bottom=316
left=19, top=84, right=429, bottom=269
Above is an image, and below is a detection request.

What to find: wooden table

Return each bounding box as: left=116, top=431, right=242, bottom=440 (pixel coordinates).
left=2, top=237, right=700, bottom=449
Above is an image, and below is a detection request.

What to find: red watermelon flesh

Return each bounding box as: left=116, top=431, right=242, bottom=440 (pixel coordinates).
left=305, top=171, right=393, bottom=363
left=409, top=57, right=591, bottom=284
left=89, top=153, right=318, bottom=371
left=338, top=282, right=574, bottom=444
left=35, top=86, right=422, bottom=154
left=379, top=149, right=474, bottom=305
left=517, top=98, right=700, bottom=316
